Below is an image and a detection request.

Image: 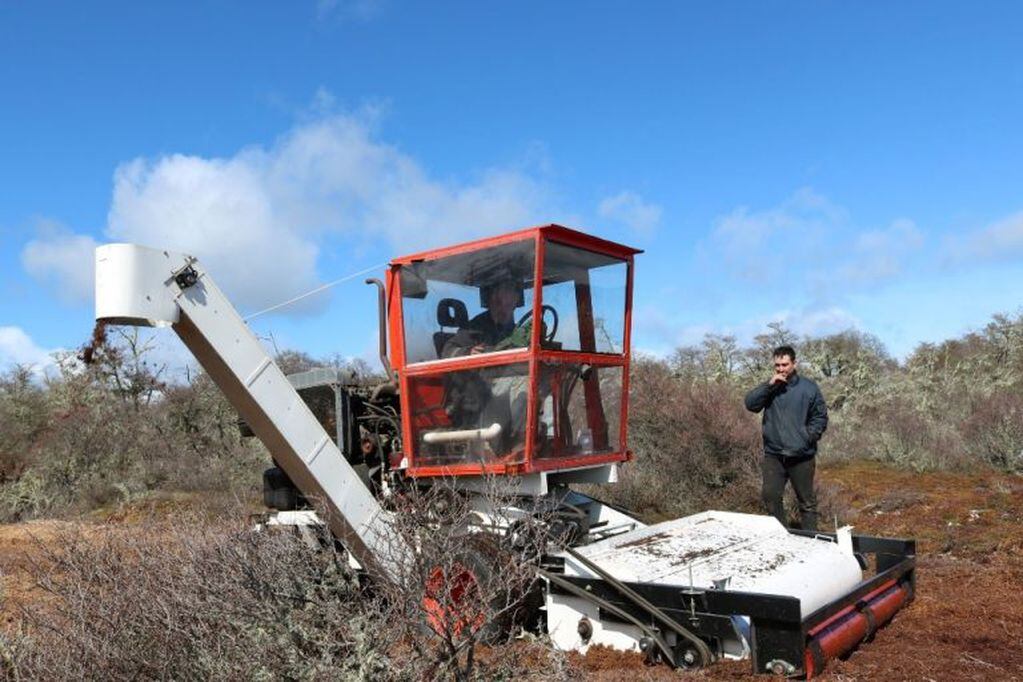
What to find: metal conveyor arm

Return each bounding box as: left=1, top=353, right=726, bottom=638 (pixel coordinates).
left=94, top=243, right=405, bottom=581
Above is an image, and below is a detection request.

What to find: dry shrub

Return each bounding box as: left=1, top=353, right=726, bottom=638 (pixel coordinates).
left=961, top=389, right=1023, bottom=472
left=602, top=357, right=762, bottom=520
left=1, top=488, right=567, bottom=682
left=0, top=332, right=265, bottom=523
left=3, top=516, right=387, bottom=680
left=848, top=394, right=969, bottom=471
left=372, top=481, right=562, bottom=681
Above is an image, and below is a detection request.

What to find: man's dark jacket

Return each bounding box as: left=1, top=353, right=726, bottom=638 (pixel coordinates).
left=744, top=373, right=828, bottom=458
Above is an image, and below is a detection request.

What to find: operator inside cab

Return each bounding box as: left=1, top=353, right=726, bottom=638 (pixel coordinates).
left=441, top=278, right=527, bottom=358
left=438, top=276, right=531, bottom=456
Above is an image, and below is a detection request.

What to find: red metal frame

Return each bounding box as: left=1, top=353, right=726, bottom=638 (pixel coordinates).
left=388, top=225, right=641, bottom=478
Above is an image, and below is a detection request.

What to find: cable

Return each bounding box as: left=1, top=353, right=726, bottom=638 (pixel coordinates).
left=243, top=263, right=386, bottom=321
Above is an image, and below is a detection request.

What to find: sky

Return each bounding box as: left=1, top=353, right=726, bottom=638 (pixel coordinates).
left=2, top=1, right=1023, bottom=375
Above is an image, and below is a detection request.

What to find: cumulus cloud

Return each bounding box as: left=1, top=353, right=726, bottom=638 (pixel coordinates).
left=634, top=189, right=917, bottom=356
left=762, top=306, right=863, bottom=338
left=0, top=326, right=55, bottom=371
left=24, top=108, right=553, bottom=314
left=21, top=220, right=99, bottom=305
left=597, top=190, right=662, bottom=235
left=633, top=303, right=863, bottom=357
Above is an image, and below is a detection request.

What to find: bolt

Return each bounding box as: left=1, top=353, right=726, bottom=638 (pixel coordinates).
left=577, top=617, right=593, bottom=642
left=766, top=659, right=796, bottom=675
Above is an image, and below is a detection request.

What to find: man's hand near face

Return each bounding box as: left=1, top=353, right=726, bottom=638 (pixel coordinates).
left=770, top=355, right=796, bottom=387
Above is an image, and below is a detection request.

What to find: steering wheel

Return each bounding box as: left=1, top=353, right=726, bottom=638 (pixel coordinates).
left=516, top=304, right=559, bottom=344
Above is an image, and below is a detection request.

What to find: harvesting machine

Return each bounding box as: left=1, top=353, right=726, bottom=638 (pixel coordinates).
left=94, top=225, right=915, bottom=677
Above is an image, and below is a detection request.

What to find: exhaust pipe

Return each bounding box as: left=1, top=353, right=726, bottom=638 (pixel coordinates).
left=365, top=278, right=393, bottom=380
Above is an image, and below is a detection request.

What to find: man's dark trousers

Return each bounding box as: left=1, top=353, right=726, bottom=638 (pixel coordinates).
left=761, top=453, right=817, bottom=531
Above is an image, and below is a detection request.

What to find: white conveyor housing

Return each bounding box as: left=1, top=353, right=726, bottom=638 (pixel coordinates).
left=95, top=244, right=404, bottom=581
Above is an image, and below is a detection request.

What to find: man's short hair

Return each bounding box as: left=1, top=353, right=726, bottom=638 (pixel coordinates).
left=773, top=345, right=796, bottom=362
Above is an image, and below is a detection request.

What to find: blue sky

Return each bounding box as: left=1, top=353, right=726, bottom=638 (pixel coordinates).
left=2, top=1, right=1022, bottom=373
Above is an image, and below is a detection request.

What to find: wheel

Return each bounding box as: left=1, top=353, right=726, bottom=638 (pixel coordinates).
left=421, top=535, right=540, bottom=643
left=676, top=644, right=708, bottom=670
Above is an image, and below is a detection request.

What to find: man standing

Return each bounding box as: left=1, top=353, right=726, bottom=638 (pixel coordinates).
left=744, top=345, right=828, bottom=531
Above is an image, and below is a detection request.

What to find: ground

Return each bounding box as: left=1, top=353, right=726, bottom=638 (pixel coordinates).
left=2, top=462, right=1022, bottom=680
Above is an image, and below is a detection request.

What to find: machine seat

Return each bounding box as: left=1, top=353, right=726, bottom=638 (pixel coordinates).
left=433, top=297, right=469, bottom=358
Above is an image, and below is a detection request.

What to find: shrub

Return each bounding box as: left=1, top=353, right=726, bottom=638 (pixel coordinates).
left=1, top=494, right=565, bottom=682
left=602, top=357, right=762, bottom=520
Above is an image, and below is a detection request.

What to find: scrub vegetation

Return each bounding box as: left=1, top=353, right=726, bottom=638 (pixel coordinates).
left=2, top=314, right=1019, bottom=525
left=0, top=313, right=1021, bottom=680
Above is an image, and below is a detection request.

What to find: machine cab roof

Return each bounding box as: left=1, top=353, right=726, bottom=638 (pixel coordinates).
left=387, top=224, right=641, bottom=478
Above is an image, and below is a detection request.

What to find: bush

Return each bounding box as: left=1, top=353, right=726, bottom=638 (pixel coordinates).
left=1, top=498, right=566, bottom=682
left=601, top=357, right=762, bottom=520
left=4, top=517, right=388, bottom=680
left=0, top=329, right=265, bottom=522
left=961, top=389, right=1023, bottom=472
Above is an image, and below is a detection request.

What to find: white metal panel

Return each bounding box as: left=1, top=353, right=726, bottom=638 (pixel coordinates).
left=562, top=511, right=862, bottom=618
left=546, top=511, right=863, bottom=658
left=95, top=244, right=181, bottom=326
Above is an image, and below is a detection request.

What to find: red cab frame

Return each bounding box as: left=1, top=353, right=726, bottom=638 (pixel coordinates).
left=385, top=224, right=641, bottom=478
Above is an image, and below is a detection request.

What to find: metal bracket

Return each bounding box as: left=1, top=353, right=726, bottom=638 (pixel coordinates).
left=561, top=545, right=715, bottom=668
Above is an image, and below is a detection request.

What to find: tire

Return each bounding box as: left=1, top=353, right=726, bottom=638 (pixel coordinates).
left=421, top=534, right=537, bottom=644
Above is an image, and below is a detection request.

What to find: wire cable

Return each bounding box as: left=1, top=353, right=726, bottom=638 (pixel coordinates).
left=243, top=262, right=386, bottom=321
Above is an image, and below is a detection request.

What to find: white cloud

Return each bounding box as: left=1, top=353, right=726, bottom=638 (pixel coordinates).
left=597, top=191, right=662, bottom=235
left=707, top=188, right=847, bottom=281
left=0, top=326, right=55, bottom=371
left=762, top=307, right=863, bottom=337
left=835, top=218, right=924, bottom=285
left=953, top=210, right=1023, bottom=263
left=632, top=304, right=862, bottom=357
left=21, top=220, right=99, bottom=305
left=24, top=108, right=553, bottom=315
left=705, top=189, right=923, bottom=291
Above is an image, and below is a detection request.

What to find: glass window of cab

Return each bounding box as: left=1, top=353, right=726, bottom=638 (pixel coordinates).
left=540, top=241, right=628, bottom=355
left=399, top=240, right=536, bottom=365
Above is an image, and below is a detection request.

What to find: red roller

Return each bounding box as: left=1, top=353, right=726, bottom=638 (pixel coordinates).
left=803, top=579, right=912, bottom=678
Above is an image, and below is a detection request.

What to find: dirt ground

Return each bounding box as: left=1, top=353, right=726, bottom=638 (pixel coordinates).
left=2, top=462, right=1022, bottom=680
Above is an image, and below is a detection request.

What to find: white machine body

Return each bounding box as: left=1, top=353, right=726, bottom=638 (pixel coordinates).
left=546, top=510, right=863, bottom=658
